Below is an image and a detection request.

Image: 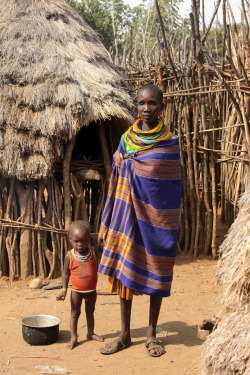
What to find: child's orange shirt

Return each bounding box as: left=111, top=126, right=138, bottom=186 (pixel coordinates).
left=69, top=248, right=97, bottom=293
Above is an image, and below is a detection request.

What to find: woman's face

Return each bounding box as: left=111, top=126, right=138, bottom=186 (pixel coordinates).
left=137, top=88, right=163, bottom=129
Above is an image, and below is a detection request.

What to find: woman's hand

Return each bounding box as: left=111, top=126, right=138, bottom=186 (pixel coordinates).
left=94, top=247, right=103, bottom=260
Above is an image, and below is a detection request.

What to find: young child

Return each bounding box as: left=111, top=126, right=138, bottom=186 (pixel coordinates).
left=56, top=220, right=103, bottom=349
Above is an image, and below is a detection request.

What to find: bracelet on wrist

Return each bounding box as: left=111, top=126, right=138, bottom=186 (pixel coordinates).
left=62, top=288, right=67, bottom=292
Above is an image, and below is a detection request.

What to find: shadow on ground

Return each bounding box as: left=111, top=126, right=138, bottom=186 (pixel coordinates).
left=98, top=320, right=201, bottom=348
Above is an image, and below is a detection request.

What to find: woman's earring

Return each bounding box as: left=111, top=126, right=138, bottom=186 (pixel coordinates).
left=138, top=113, right=141, bottom=119
left=158, top=113, right=163, bottom=120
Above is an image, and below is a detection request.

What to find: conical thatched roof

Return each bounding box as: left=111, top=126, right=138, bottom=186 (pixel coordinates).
left=0, top=0, right=134, bottom=180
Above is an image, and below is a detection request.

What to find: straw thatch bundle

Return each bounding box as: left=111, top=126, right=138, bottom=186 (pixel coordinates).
left=202, top=177, right=250, bottom=375
left=0, top=0, right=134, bottom=181
left=202, top=306, right=250, bottom=375
left=217, top=184, right=250, bottom=307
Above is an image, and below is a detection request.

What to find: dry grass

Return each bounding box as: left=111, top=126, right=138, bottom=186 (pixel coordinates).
left=202, top=176, right=250, bottom=375
left=202, top=306, right=250, bottom=375
left=0, top=0, right=134, bottom=180
left=217, top=181, right=250, bottom=307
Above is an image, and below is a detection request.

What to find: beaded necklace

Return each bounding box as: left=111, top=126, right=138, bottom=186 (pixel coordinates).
left=73, top=248, right=92, bottom=262
left=120, top=117, right=171, bottom=154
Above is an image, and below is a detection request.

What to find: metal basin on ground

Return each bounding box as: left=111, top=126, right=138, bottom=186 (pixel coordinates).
left=21, top=314, right=61, bottom=345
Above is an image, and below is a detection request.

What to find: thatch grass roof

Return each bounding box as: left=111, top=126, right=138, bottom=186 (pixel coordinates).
left=202, top=306, right=250, bottom=375
left=202, top=176, right=250, bottom=375
left=0, top=0, right=135, bottom=180
left=216, top=184, right=250, bottom=307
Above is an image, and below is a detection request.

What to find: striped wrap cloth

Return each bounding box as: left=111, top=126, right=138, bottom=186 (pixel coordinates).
left=98, top=126, right=182, bottom=297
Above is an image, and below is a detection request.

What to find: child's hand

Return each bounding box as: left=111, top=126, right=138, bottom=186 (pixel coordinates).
left=56, top=290, right=67, bottom=301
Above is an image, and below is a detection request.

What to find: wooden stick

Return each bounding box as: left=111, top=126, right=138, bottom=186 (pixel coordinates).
left=177, top=100, right=189, bottom=254
left=37, top=181, right=46, bottom=279
left=192, top=102, right=201, bottom=258
left=11, top=355, right=62, bottom=360
left=163, top=88, right=249, bottom=97
left=183, top=105, right=196, bottom=256
left=63, top=138, right=76, bottom=231
left=5, top=179, right=15, bottom=280
left=210, top=129, right=217, bottom=260
left=155, top=0, right=179, bottom=83
left=198, top=146, right=249, bottom=162
left=202, top=0, right=221, bottom=43
left=93, top=178, right=106, bottom=234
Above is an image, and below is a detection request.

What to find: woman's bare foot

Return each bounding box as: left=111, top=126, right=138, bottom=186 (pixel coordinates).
left=86, top=333, right=104, bottom=342
left=66, top=336, right=78, bottom=349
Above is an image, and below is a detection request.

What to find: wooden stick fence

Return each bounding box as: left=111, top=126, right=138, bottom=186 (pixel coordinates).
left=116, top=0, right=250, bottom=259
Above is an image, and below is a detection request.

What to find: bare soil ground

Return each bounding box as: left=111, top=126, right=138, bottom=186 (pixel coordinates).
left=0, top=254, right=224, bottom=375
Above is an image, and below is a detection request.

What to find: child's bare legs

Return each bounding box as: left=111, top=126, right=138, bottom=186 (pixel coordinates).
left=85, top=290, right=103, bottom=342
left=68, top=291, right=83, bottom=349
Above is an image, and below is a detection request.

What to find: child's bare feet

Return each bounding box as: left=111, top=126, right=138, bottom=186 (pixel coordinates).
left=67, top=336, right=78, bottom=349
left=86, top=333, right=104, bottom=342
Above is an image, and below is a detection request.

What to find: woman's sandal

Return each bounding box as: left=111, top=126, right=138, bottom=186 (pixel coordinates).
left=100, top=337, right=132, bottom=355
left=145, top=337, right=165, bottom=357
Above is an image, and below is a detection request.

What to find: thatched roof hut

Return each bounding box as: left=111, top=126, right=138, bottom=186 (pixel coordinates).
left=0, top=0, right=135, bottom=280
left=202, top=176, right=250, bottom=375
left=0, top=0, right=134, bottom=181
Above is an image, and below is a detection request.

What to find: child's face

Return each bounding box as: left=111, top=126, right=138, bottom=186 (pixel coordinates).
left=69, top=227, right=90, bottom=254
left=137, top=88, right=163, bottom=128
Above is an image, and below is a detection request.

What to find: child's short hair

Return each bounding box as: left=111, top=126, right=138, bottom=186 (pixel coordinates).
left=69, top=220, right=90, bottom=235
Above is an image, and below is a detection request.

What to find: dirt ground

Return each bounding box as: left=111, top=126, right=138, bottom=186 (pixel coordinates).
left=0, top=253, right=225, bottom=375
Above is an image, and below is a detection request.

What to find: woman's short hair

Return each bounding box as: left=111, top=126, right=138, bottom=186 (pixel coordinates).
left=138, top=83, right=163, bottom=103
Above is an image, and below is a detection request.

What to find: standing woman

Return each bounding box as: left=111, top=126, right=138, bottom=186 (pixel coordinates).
left=98, top=84, right=182, bottom=356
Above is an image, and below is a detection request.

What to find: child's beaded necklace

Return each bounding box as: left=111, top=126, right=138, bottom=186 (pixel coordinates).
left=73, top=248, right=92, bottom=262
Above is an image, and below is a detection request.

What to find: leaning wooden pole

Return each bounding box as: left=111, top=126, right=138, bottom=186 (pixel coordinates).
left=16, top=182, right=34, bottom=279
left=63, top=138, right=76, bottom=230
left=155, top=0, right=179, bottom=83
left=193, top=102, right=201, bottom=258
left=5, top=179, right=15, bottom=280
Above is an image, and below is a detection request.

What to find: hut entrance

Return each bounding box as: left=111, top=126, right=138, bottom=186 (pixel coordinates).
left=70, top=122, right=106, bottom=233
left=71, top=122, right=101, bottom=162
left=56, top=121, right=108, bottom=238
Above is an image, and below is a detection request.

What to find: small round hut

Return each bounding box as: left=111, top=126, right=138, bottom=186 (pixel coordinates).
left=0, top=0, right=135, bottom=279
left=202, top=175, right=250, bottom=375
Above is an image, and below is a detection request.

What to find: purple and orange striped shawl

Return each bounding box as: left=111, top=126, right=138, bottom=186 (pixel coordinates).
left=98, top=136, right=182, bottom=297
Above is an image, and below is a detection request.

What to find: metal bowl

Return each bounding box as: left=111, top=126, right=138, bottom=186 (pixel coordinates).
left=21, top=314, right=61, bottom=345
